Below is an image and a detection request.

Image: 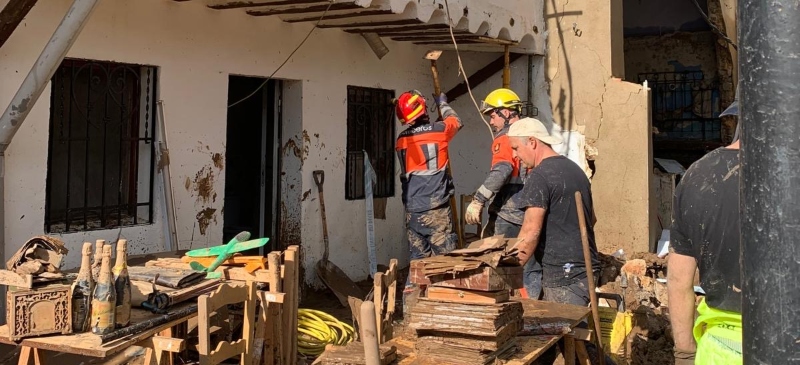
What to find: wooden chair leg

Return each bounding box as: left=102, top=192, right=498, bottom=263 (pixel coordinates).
left=575, top=340, right=591, bottom=365
left=563, top=334, right=576, bottom=365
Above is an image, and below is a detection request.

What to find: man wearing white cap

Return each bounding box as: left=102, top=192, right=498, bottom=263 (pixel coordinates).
left=507, top=117, right=600, bottom=307
left=508, top=117, right=603, bottom=364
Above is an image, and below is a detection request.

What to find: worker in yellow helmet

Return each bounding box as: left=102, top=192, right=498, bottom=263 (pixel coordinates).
left=466, top=88, right=542, bottom=299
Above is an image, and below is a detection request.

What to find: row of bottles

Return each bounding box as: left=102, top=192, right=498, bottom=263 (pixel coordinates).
left=71, top=239, right=131, bottom=335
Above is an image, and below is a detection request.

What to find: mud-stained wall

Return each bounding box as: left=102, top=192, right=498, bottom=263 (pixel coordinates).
left=545, top=0, right=655, bottom=254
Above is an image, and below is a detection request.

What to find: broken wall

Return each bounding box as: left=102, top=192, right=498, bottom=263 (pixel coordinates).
left=0, top=0, right=521, bottom=287
left=544, top=0, right=655, bottom=254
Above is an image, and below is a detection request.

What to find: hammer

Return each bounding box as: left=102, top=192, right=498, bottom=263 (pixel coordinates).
left=424, top=50, right=444, bottom=118
left=423, top=49, right=464, bottom=249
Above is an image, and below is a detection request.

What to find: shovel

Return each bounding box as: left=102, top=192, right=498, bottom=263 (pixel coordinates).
left=312, top=170, right=366, bottom=307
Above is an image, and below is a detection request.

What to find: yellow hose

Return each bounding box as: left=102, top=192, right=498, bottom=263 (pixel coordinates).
left=297, top=309, right=356, bottom=357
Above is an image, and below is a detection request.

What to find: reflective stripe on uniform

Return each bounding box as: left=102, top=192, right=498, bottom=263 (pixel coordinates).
left=693, top=298, right=742, bottom=365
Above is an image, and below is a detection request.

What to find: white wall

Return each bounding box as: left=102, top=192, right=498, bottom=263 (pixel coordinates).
left=0, top=0, right=548, bottom=286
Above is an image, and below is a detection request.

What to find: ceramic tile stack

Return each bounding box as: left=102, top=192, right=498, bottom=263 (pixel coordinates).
left=407, top=236, right=524, bottom=364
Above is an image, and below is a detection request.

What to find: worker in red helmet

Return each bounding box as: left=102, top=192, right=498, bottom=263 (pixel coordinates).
left=396, top=90, right=462, bottom=311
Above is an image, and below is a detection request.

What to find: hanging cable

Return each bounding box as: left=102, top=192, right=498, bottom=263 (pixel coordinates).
left=228, top=0, right=335, bottom=108
left=443, top=0, right=494, bottom=140
left=688, top=0, right=738, bottom=50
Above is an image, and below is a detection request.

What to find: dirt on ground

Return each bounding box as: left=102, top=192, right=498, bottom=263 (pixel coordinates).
left=598, top=252, right=676, bottom=365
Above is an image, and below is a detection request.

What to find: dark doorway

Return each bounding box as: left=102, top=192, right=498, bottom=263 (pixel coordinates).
left=223, top=76, right=282, bottom=251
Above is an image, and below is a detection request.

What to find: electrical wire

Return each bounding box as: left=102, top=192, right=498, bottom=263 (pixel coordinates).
left=689, top=0, right=738, bottom=50
left=297, top=308, right=356, bottom=357
left=443, top=0, right=495, bottom=140
left=228, top=0, right=335, bottom=108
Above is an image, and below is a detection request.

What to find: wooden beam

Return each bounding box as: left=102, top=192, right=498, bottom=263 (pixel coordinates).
left=318, top=18, right=422, bottom=28
left=0, top=0, right=39, bottom=49
left=282, top=9, right=393, bottom=22
left=343, top=23, right=450, bottom=34
left=444, top=52, right=524, bottom=102
left=208, top=0, right=328, bottom=10
left=246, top=2, right=362, bottom=16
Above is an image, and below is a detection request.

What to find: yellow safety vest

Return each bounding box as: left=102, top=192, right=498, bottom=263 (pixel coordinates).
left=693, top=298, right=743, bottom=365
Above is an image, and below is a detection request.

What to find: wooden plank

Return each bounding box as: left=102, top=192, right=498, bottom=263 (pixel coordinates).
left=563, top=334, right=576, bottom=365
left=151, top=336, right=185, bottom=353
left=575, top=340, right=591, bottom=365
left=445, top=53, right=525, bottom=103
left=246, top=2, right=361, bottom=16
left=427, top=287, right=510, bottom=305
left=282, top=246, right=299, bottom=365
left=410, top=261, right=523, bottom=291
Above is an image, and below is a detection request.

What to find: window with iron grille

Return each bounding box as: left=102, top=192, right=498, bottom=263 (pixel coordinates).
left=45, top=59, right=157, bottom=233
left=638, top=71, right=722, bottom=142
left=345, top=86, right=395, bottom=200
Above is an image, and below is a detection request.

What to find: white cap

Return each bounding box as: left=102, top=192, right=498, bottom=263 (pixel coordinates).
left=508, top=117, right=563, bottom=145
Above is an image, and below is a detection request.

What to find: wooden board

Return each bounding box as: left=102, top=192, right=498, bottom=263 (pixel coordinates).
left=0, top=303, right=197, bottom=357
left=387, top=299, right=591, bottom=365
left=409, top=263, right=523, bottom=291
left=426, top=287, right=509, bottom=304
left=128, top=266, right=206, bottom=289
left=145, top=258, right=278, bottom=289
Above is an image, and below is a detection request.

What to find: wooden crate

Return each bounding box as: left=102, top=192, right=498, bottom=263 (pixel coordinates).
left=409, top=262, right=523, bottom=291
left=6, top=284, right=72, bottom=341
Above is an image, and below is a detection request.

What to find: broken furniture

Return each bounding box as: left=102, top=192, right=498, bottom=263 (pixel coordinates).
left=387, top=299, right=592, bottom=365
left=197, top=281, right=257, bottom=365
left=145, top=245, right=300, bottom=365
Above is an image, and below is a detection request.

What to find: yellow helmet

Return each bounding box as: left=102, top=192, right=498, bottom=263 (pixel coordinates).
left=480, top=88, right=523, bottom=115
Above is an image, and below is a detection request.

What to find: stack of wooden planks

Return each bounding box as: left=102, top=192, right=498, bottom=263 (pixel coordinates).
left=405, top=235, right=525, bottom=364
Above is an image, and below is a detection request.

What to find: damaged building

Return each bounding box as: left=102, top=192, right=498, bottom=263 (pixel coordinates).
left=0, top=0, right=743, bottom=321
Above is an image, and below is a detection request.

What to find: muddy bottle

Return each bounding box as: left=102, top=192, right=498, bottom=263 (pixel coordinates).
left=71, top=242, right=94, bottom=333
left=112, top=239, right=131, bottom=328
left=91, top=244, right=116, bottom=335
left=92, top=239, right=105, bottom=280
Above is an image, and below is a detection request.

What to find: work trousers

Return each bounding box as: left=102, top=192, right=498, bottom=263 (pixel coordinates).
left=404, top=204, right=457, bottom=288
left=494, top=215, right=542, bottom=299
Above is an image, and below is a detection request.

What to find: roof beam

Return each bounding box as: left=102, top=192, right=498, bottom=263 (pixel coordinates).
left=281, top=9, right=393, bottom=22
left=0, top=0, right=39, bottom=49
left=209, top=0, right=328, bottom=10
left=445, top=53, right=524, bottom=102
left=317, top=18, right=423, bottom=29
left=246, top=2, right=362, bottom=16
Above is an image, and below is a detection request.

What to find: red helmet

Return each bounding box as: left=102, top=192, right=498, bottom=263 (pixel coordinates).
left=396, top=90, right=427, bottom=125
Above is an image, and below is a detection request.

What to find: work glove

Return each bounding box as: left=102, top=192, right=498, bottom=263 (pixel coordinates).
left=464, top=200, right=484, bottom=225
left=434, top=93, right=448, bottom=105
left=673, top=348, right=695, bottom=365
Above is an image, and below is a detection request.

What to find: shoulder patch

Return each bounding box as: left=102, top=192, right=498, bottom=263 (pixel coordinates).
left=493, top=143, right=501, bottom=154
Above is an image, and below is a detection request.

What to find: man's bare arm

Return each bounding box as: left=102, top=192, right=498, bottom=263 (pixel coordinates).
left=667, top=252, right=698, bottom=352
left=512, top=207, right=546, bottom=266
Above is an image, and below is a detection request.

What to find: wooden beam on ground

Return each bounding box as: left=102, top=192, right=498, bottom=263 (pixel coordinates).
left=0, top=0, right=39, bottom=49
left=445, top=53, right=524, bottom=102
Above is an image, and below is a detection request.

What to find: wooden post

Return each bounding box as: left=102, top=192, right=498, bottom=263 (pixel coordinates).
left=502, top=45, right=511, bottom=89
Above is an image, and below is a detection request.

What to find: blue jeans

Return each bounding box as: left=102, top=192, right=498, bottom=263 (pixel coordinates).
left=494, top=215, right=542, bottom=299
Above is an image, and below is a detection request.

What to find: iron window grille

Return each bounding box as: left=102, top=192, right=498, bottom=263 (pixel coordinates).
left=345, top=86, right=396, bottom=200
left=45, top=59, right=157, bottom=233
left=638, top=71, right=722, bottom=142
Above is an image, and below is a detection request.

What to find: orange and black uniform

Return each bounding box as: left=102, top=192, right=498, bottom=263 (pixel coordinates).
left=396, top=101, right=462, bottom=262
left=474, top=126, right=530, bottom=226
left=396, top=102, right=462, bottom=213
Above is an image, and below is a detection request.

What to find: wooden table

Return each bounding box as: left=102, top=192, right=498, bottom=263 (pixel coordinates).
left=0, top=304, right=196, bottom=365
left=386, top=299, right=592, bottom=365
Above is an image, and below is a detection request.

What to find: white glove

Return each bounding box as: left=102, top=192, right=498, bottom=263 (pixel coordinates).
left=465, top=201, right=484, bottom=225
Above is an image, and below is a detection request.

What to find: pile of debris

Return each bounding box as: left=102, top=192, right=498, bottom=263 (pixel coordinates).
left=2, top=236, right=69, bottom=286
left=406, top=236, right=524, bottom=365
left=597, top=251, right=674, bottom=365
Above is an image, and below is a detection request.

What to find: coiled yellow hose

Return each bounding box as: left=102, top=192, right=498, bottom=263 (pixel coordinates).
left=297, top=308, right=356, bottom=356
